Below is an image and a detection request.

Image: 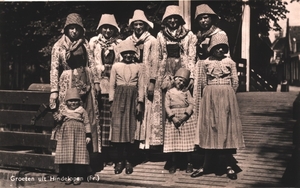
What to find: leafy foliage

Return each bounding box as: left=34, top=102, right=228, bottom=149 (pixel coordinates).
left=0, top=1, right=290, bottom=88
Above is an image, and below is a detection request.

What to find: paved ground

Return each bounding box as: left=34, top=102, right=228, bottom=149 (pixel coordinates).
left=0, top=88, right=299, bottom=188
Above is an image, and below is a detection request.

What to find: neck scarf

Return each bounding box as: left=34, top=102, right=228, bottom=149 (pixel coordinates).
left=196, top=25, right=220, bottom=45
left=162, top=25, right=189, bottom=42
left=62, top=35, right=84, bottom=60
left=131, top=31, right=151, bottom=50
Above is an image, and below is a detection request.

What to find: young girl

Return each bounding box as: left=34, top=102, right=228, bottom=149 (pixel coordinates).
left=191, top=33, right=245, bottom=180
left=164, top=68, right=196, bottom=174
left=109, top=40, right=144, bottom=174
left=54, top=87, right=91, bottom=185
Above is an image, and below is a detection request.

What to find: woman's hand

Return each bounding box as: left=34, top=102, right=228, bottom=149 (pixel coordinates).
left=86, top=137, right=91, bottom=144
left=183, top=78, right=194, bottom=92
left=94, top=83, right=101, bottom=96
left=147, top=82, right=155, bottom=101
left=49, top=92, right=58, bottom=109
left=172, top=117, right=181, bottom=129
left=136, top=102, right=143, bottom=116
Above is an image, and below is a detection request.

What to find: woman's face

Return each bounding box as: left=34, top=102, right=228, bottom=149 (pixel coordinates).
left=67, top=24, right=82, bottom=40
left=174, top=76, right=187, bottom=90
left=66, top=99, right=80, bottom=110
left=197, top=14, right=213, bottom=30
left=100, top=25, right=115, bottom=39
left=132, top=21, right=146, bottom=38
left=121, top=51, right=135, bottom=63
left=165, top=15, right=180, bottom=30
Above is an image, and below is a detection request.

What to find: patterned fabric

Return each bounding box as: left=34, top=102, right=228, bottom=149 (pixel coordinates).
left=110, top=85, right=138, bottom=143
left=89, top=34, right=121, bottom=148
left=125, top=33, right=161, bottom=149
left=99, top=94, right=112, bottom=147
left=55, top=119, right=90, bottom=164
left=194, top=56, right=244, bottom=149
left=154, top=28, right=197, bottom=147
left=163, top=107, right=196, bottom=153
left=50, top=34, right=101, bottom=153
left=89, top=34, right=121, bottom=88
left=196, top=27, right=224, bottom=60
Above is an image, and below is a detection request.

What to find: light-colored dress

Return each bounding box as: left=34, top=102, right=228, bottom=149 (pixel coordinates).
left=195, top=56, right=245, bottom=149
left=163, top=88, right=196, bottom=153
left=109, top=62, right=144, bottom=143
left=125, top=32, right=160, bottom=149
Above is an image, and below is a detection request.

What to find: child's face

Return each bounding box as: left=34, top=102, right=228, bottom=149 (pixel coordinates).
left=122, top=51, right=135, bottom=63
left=174, top=76, right=187, bottom=90
left=212, top=45, right=227, bottom=58
left=66, top=99, right=80, bottom=110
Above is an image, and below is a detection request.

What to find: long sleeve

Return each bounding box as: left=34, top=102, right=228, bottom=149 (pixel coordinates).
left=85, top=40, right=100, bottom=83
left=138, top=64, right=145, bottom=103
left=82, top=108, right=91, bottom=133
left=199, top=60, right=207, bottom=97
left=187, top=32, right=197, bottom=79
left=50, top=45, right=60, bottom=93
left=149, top=38, right=159, bottom=81
left=164, top=91, right=174, bottom=117
left=109, top=64, right=116, bottom=102
left=231, top=60, right=239, bottom=92
left=185, top=91, right=194, bottom=116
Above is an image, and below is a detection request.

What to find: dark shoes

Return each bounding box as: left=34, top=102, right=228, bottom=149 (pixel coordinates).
left=186, top=163, right=193, bottom=173
left=73, top=177, right=82, bottom=185
left=114, top=162, right=124, bottom=174
left=64, top=178, right=73, bottom=185
left=190, top=168, right=204, bottom=178
left=169, top=166, right=177, bottom=174
left=227, top=167, right=237, bottom=180
left=125, top=163, right=133, bottom=174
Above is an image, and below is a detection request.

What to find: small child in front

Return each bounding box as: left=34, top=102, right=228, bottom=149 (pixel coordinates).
left=54, top=87, right=91, bottom=185
left=163, top=68, right=196, bottom=174
left=109, top=40, right=144, bottom=175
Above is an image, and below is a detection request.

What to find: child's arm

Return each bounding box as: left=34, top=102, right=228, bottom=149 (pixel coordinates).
left=177, top=91, right=194, bottom=125
left=109, top=64, right=117, bottom=102
left=82, top=108, right=91, bottom=144
left=230, top=60, right=239, bottom=92
left=199, top=60, right=207, bottom=96
left=165, top=90, right=180, bottom=128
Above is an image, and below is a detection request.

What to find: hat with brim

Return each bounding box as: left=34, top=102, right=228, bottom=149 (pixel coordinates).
left=162, top=5, right=185, bottom=25
left=97, top=14, right=120, bottom=32
left=174, top=68, right=190, bottom=81
left=118, top=40, right=137, bottom=54
left=62, top=13, right=85, bottom=34
left=129, top=9, right=154, bottom=29
left=194, top=4, right=219, bottom=20
left=207, top=32, right=229, bottom=53
left=65, top=88, right=81, bottom=101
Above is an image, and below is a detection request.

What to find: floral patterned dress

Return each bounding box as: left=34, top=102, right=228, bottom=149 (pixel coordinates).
left=50, top=35, right=101, bottom=153
left=89, top=34, right=121, bottom=147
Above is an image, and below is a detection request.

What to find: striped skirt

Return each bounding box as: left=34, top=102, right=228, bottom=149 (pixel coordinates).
left=195, top=85, right=245, bottom=149
left=110, top=85, right=137, bottom=143
left=55, top=119, right=89, bottom=164
left=163, top=107, right=196, bottom=153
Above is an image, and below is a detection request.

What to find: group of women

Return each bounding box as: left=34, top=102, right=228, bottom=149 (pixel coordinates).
left=49, top=3, right=245, bottom=185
